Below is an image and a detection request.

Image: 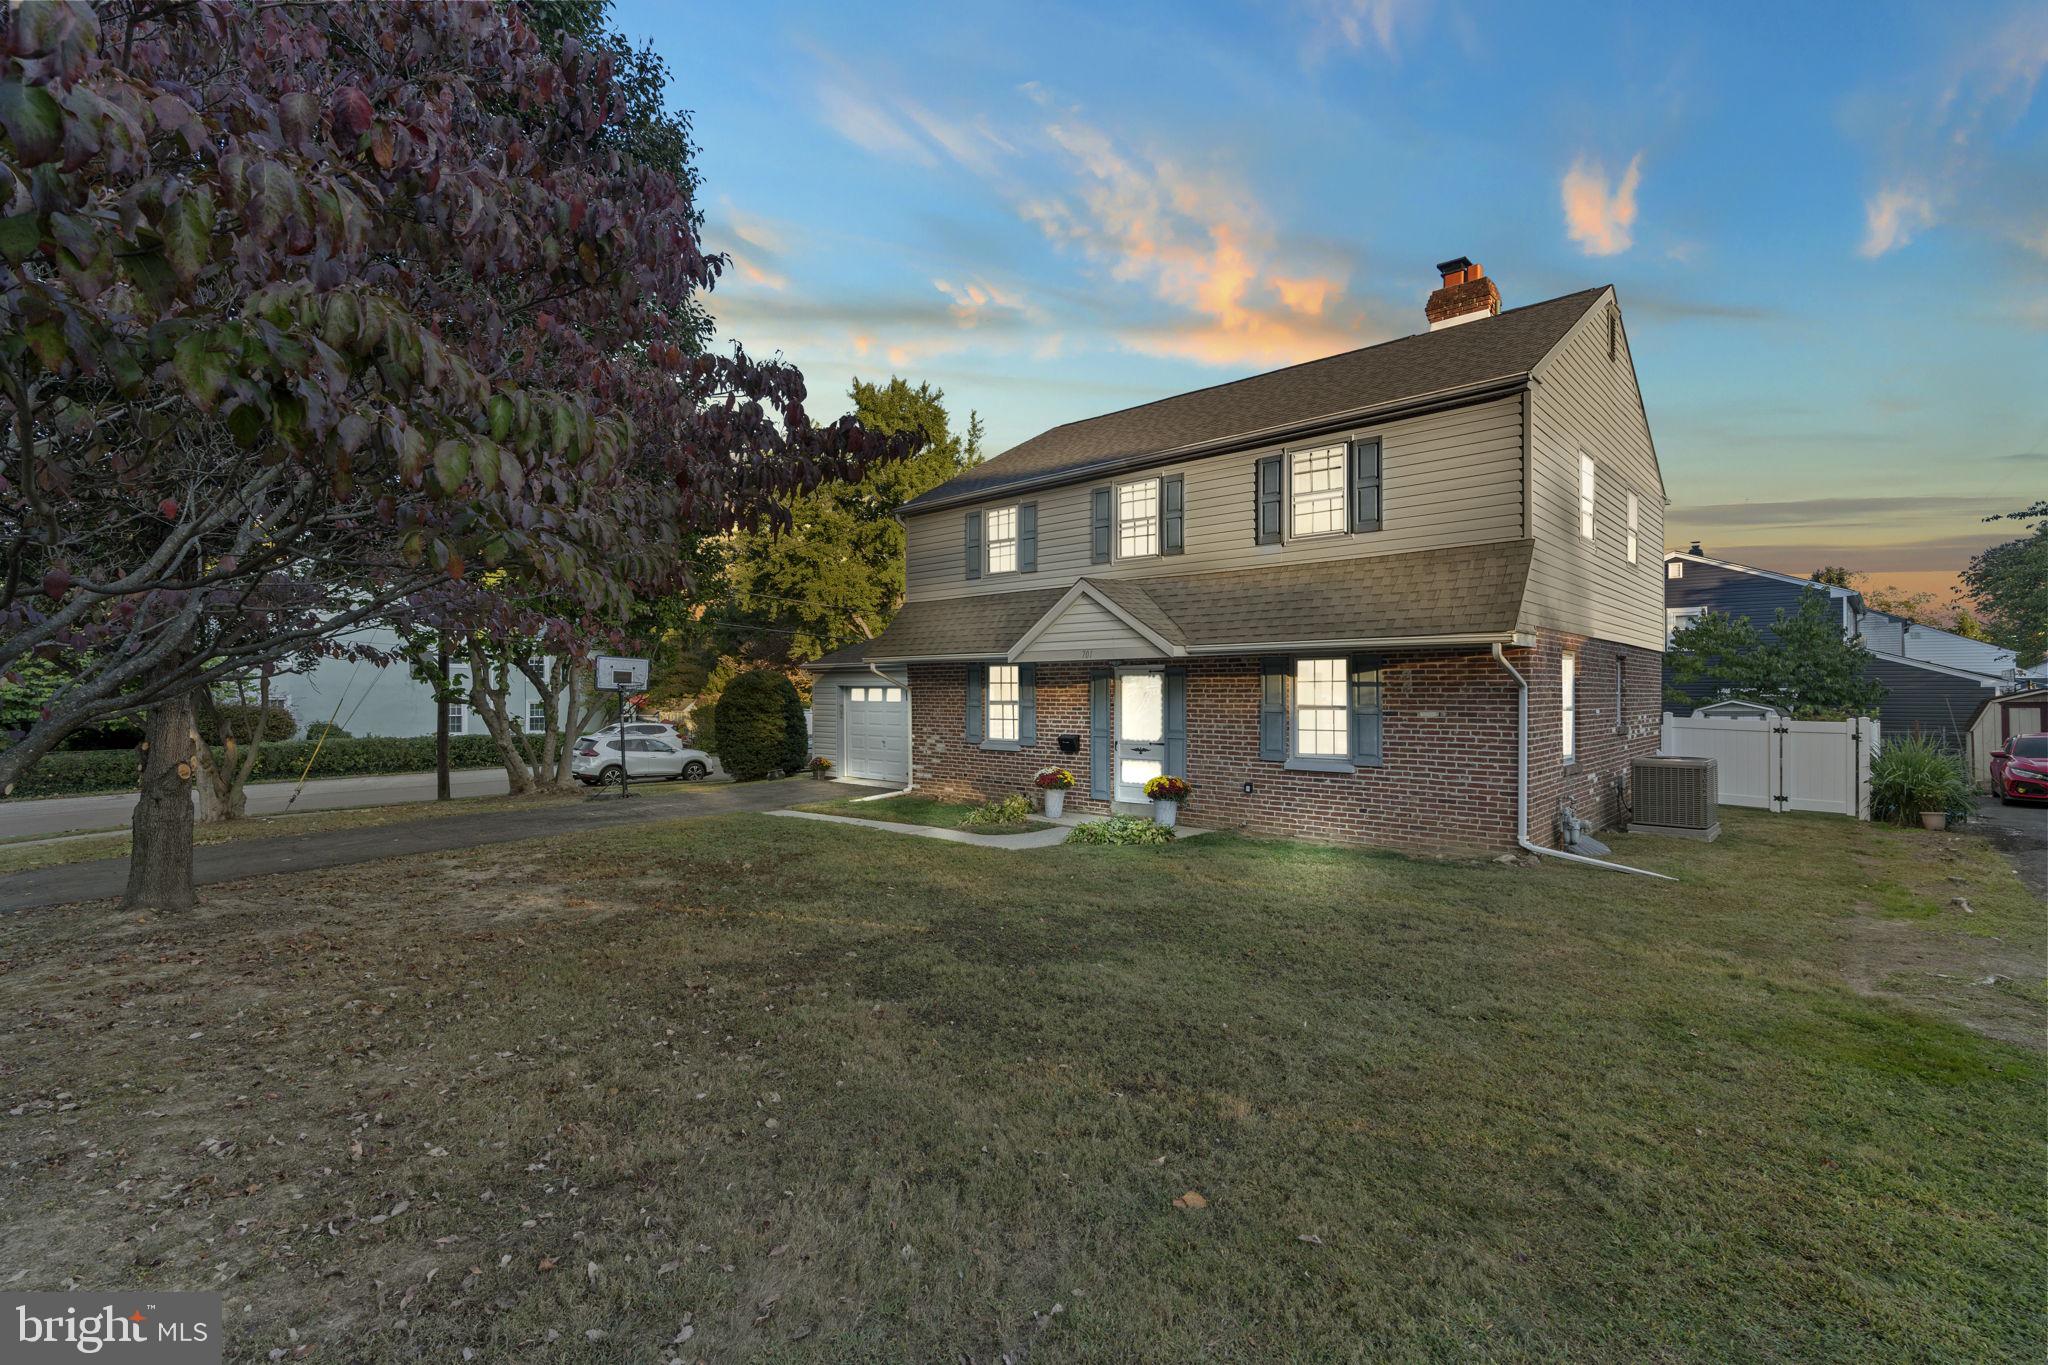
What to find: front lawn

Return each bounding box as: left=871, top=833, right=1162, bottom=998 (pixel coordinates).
left=0, top=811, right=2040, bottom=1361
left=793, top=791, right=1049, bottom=835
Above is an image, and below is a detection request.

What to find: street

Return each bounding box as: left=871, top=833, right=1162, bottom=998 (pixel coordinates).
left=1974, top=796, right=2048, bottom=900
left=1, top=768, right=521, bottom=840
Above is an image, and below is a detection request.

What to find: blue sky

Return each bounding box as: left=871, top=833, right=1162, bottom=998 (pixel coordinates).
left=616, top=0, right=2046, bottom=600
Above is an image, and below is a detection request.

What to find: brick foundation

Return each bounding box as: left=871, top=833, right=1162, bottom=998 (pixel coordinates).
left=907, top=632, right=1661, bottom=855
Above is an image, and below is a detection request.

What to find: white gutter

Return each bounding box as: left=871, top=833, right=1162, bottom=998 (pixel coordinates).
left=1490, top=644, right=1673, bottom=880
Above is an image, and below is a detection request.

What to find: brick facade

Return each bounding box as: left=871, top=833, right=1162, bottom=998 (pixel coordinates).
left=907, top=631, right=1661, bottom=855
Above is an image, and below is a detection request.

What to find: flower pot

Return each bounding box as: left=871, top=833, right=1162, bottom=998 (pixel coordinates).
left=1153, top=799, right=1179, bottom=829
left=1919, top=810, right=1948, bottom=831
left=1043, top=789, right=1065, bottom=818
left=811, top=768, right=828, bottom=780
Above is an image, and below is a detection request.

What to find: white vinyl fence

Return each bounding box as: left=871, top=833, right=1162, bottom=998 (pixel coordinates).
left=1660, top=713, right=1877, bottom=819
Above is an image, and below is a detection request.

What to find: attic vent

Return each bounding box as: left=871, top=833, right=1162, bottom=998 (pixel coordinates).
left=1607, top=303, right=1620, bottom=361
left=1629, top=756, right=1720, bottom=841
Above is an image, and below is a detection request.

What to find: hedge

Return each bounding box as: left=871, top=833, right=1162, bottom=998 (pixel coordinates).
left=4, top=734, right=507, bottom=799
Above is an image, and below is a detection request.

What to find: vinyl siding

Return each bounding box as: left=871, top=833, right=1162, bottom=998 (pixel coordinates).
left=1856, top=612, right=2015, bottom=677
left=809, top=667, right=906, bottom=769
left=904, top=395, right=1527, bottom=603
left=1014, top=596, right=1165, bottom=663
left=1519, top=292, right=1667, bottom=652
left=1865, top=655, right=1996, bottom=748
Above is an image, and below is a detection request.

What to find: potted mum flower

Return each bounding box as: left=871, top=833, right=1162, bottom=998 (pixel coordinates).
left=1144, top=774, right=1190, bottom=828
left=1034, top=765, right=1076, bottom=817
left=808, top=755, right=834, bottom=781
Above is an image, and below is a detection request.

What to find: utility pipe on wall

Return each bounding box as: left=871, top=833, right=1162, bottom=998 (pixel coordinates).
left=1490, top=644, right=1674, bottom=881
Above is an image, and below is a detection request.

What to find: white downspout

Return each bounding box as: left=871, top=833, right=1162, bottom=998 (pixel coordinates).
left=856, top=661, right=917, bottom=800
left=1491, top=644, right=1674, bottom=881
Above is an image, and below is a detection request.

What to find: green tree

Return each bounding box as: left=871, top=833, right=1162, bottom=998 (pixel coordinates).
left=1960, top=501, right=2048, bottom=668
left=714, top=669, right=806, bottom=780
left=1667, top=595, right=1887, bottom=718
left=718, top=378, right=981, bottom=663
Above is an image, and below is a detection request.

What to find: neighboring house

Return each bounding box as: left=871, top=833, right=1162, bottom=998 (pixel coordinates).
left=805, top=260, right=1668, bottom=854
left=1662, top=548, right=2005, bottom=747
left=281, top=628, right=567, bottom=740
left=1962, top=686, right=2048, bottom=785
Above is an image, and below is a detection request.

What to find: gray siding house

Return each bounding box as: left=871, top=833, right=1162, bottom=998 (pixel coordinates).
left=807, top=261, right=1669, bottom=853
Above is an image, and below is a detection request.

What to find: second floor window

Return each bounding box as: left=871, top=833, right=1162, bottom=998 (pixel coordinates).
left=1578, top=455, right=1597, bottom=540
left=985, top=505, right=1019, bottom=574
left=1291, top=443, right=1347, bottom=536
left=1117, top=478, right=1159, bottom=558
left=987, top=665, right=1021, bottom=742
left=1625, top=492, right=1639, bottom=563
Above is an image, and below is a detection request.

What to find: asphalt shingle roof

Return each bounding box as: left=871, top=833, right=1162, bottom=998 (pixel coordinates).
left=901, top=288, right=1606, bottom=513
left=812, top=540, right=1534, bottom=664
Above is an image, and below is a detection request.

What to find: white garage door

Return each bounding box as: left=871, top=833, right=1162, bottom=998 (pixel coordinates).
left=843, top=685, right=908, bottom=783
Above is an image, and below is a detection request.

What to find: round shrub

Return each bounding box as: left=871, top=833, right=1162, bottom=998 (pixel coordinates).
left=715, top=670, right=808, bottom=781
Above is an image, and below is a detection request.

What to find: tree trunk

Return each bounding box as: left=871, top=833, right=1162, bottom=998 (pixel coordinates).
left=192, top=674, right=267, bottom=823
left=125, top=691, right=198, bottom=912
left=435, top=639, right=451, bottom=801
left=466, top=638, right=536, bottom=794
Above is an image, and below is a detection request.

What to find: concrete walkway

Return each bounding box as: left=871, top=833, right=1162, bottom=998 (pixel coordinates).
left=0, top=778, right=808, bottom=914
left=769, top=808, right=1211, bottom=848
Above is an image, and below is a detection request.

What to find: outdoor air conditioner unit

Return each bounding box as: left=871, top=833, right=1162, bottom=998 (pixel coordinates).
left=1629, top=756, right=1720, bottom=841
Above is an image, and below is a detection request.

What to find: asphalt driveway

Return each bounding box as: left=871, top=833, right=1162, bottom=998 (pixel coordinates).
left=0, top=777, right=812, bottom=913
left=1974, top=796, right=2048, bottom=899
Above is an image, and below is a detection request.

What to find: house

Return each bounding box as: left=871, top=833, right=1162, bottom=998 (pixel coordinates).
left=804, top=260, right=1668, bottom=854
left=1662, top=548, right=2006, bottom=747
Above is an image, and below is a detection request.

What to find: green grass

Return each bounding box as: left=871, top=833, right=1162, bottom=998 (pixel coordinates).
left=0, top=810, right=2039, bottom=1361
left=793, top=791, right=1049, bottom=835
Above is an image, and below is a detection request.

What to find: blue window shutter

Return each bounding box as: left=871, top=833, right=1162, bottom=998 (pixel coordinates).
left=964, top=511, right=982, bottom=580
left=1162, top=475, right=1185, bottom=554
left=1089, top=670, right=1112, bottom=798
left=1255, top=455, right=1283, bottom=545
left=1019, top=663, right=1037, bottom=745
left=1090, top=487, right=1112, bottom=563
left=1018, top=502, right=1037, bottom=573
left=964, top=664, right=985, bottom=743
left=1349, top=439, right=1382, bottom=534
left=1164, top=668, right=1188, bottom=777
left=1259, top=656, right=1289, bottom=760
left=1349, top=655, right=1383, bottom=766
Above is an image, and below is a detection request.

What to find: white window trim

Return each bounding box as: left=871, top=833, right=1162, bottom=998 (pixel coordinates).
left=1114, top=477, right=1160, bottom=561
left=1578, top=454, right=1597, bottom=540
left=1288, top=443, right=1348, bottom=540
left=1290, top=656, right=1350, bottom=768
left=987, top=664, right=1021, bottom=745
left=1666, top=606, right=1704, bottom=646
left=1625, top=491, right=1639, bottom=564
left=1561, top=652, right=1578, bottom=764
left=985, top=503, right=1020, bottom=576
left=526, top=700, right=548, bottom=733
left=1666, top=560, right=1683, bottom=579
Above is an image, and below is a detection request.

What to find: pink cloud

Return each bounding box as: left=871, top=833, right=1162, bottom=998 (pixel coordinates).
left=1561, top=153, right=1643, bottom=257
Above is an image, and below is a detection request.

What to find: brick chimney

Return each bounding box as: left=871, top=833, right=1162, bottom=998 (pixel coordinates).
left=1425, top=256, right=1501, bottom=331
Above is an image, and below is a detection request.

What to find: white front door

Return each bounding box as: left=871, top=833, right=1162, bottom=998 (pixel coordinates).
left=1115, top=669, right=1165, bottom=803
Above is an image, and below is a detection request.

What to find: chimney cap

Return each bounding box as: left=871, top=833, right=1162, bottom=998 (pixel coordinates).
left=1435, top=255, right=1475, bottom=275
left=1688, top=540, right=1703, bottom=556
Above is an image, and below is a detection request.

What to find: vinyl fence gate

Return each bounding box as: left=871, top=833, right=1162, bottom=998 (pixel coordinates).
left=1659, top=713, right=1877, bottom=819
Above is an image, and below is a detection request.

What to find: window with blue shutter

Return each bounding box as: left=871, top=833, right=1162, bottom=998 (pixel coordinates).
left=1348, top=656, right=1383, bottom=766
left=1090, top=487, right=1112, bottom=563
left=964, top=664, right=985, bottom=742
left=1255, top=456, right=1283, bottom=545
left=1089, top=670, right=1113, bottom=797
left=1018, top=502, right=1037, bottom=573
left=964, top=511, right=982, bottom=580
left=1161, top=475, right=1184, bottom=555
left=1349, top=439, right=1382, bottom=534
left=1258, top=656, right=1289, bottom=760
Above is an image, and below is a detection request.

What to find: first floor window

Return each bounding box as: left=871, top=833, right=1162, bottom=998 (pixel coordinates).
left=448, top=672, right=468, bottom=735
left=985, top=504, right=1018, bottom=574
left=1625, top=491, right=1639, bottom=563
left=1293, top=657, right=1348, bottom=757
left=988, top=664, right=1021, bottom=742
left=1561, top=652, right=1577, bottom=763
left=527, top=700, right=547, bottom=733
left=1578, top=454, right=1597, bottom=539
left=1117, top=478, right=1159, bottom=558
left=1290, top=443, right=1347, bottom=537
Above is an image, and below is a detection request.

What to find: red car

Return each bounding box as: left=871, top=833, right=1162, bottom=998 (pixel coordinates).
left=1991, top=732, right=2048, bottom=804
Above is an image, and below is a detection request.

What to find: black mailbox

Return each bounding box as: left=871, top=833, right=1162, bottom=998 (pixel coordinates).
left=1057, top=733, right=1080, bottom=755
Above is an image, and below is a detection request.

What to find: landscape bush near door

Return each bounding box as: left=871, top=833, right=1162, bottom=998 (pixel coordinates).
left=715, top=671, right=809, bottom=781
left=6, top=736, right=506, bottom=799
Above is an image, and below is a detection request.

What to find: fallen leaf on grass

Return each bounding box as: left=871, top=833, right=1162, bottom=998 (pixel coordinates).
left=537, top=1257, right=558, bottom=1272
left=1172, top=1191, right=1207, bottom=1210
left=1297, top=1233, right=1323, bottom=1246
